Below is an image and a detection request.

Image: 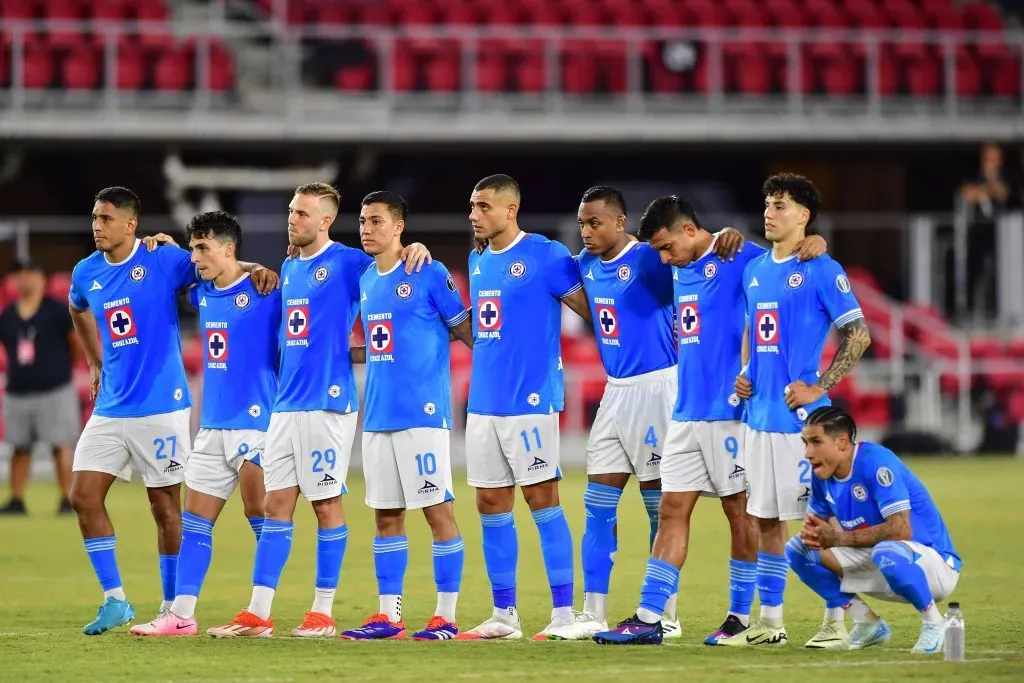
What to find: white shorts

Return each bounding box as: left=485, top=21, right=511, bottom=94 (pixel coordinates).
left=661, top=420, right=746, bottom=496
left=831, top=542, right=960, bottom=603
left=466, top=412, right=560, bottom=488
left=73, top=408, right=191, bottom=488
left=186, top=428, right=265, bottom=501
left=264, top=410, right=357, bottom=502
left=744, top=426, right=808, bottom=521
left=586, top=366, right=676, bottom=482
left=363, top=428, right=454, bottom=510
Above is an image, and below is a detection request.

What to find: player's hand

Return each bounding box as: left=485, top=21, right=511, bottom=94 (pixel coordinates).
left=735, top=374, right=753, bottom=399
left=143, top=233, right=175, bottom=251
left=794, top=234, right=827, bottom=262
left=88, top=363, right=101, bottom=401
left=286, top=244, right=299, bottom=259
left=784, top=380, right=824, bottom=409
left=401, top=242, right=432, bottom=274
left=714, top=227, right=745, bottom=261
left=251, top=266, right=279, bottom=294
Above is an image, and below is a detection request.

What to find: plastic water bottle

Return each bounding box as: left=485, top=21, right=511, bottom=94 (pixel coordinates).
left=943, top=602, right=965, bottom=662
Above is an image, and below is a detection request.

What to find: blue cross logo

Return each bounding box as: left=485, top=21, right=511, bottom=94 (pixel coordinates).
left=599, top=309, right=615, bottom=335
left=111, top=310, right=131, bottom=335
left=209, top=333, right=226, bottom=358
left=681, top=306, right=697, bottom=332
left=759, top=314, right=775, bottom=340
left=480, top=301, right=498, bottom=327
left=371, top=324, right=390, bottom=350
left=288, top=309, right=306, bottom=335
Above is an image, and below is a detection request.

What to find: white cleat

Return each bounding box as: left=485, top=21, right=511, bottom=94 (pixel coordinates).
left=544, top=612, right=608, bottom=640
left=533, top=612, right=577, bottom=641
left=661, top=617, right=682, bottom=640
left=804, top=620, right=850, bottom=649
left=910, top=622, right=945, bottom=654
left=717, top=620, right=789, bottom=647
left=453, top=607, right=523, bottom=641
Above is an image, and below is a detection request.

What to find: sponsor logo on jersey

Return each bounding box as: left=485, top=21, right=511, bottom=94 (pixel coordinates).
left=679, top=303, right=700, bottom=342
left=836, top=274, right=851, bottom=293
left=423, top=402, right=436, bottom=415
left=104, top=303, right=139, bottom=348
left=446, top=274, right=457, bottom=293
left=596, top=305, right=619, bottom=341
left=477, top=297, right=501, bottom=337
left=206, top=329, right=228, bottom=369
left=285, top=305, right=309, bottom=345
left=527, top=456, right=547, bottom=472
left=418, top=479, right=439, bottom=495
left=755, top=308, right=779, bottom=353
left=876, top=466, right=894, bottom=487
left=328, top=385, right=341, bottom=398
left=368, top=320, right=394, bottom=361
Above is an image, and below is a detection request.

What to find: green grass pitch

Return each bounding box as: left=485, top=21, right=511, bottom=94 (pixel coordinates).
left=1, top=458, right=1022, bottom=682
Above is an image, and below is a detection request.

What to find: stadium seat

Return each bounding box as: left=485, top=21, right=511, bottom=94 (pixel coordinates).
left=424, top=51, right=461, bottom=91
left=476, top=54, right=508, bottom=92
left=512, top=54, right=545, bottom=92
left=86, top=0, right=131, bottom=22
left=334, top=63, right=375, bottom=91
left=61, top=44, right=100, bottom=89
left=21, top=43, right=56, bottom=89
left=45, top=0, right=87, bottom=50
left=115, top=41, right=147, bottom=90
left=906, top=57, right=941, bottom=96
left=153, top=46, right=192, bottom=91
left=961, top=2, right=1003, bottom=30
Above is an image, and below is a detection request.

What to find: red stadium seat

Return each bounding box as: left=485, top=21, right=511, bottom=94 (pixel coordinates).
left=334, top=64, right=375, bottom=91
left=115, top=41, right=147, bottom=90
left=45, top=0, right=87, bottom=50
left=561, top=45, right=599, bottom=94
left=732, top=52, right=772, bottom=94
left=955, top=52, right=982, bottom=97
left=513, top=54, right=546, bottom=92
left=820, top=55, right=861, bottom=95
left=21, top=43, right=55, bottom=89
left=61, top=44, right=100, bottom=89
left=86, top=0, right=130, bottom=22
left=961, top=2, right=1003, bottom=31
left=153, top=46, right=192, bottom=91
left=905, top=57, right=941, bottom=96
left=476, top=55, right=508, bottom=92
left=424, top=51, right=460, bottom=91
left=989, top=55, right=1021, bottom=98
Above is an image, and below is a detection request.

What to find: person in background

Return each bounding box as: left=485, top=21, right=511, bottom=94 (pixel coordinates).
left=0, top=259, right=81, bottom=515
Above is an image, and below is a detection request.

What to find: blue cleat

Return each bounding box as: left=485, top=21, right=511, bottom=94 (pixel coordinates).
left=849, top=618, right=891, bottom=650
left=593, top=615, right=664, bottom=645
left=412, top=616, right=459, bottom=641
left=83, top=596, right=135, bottom=636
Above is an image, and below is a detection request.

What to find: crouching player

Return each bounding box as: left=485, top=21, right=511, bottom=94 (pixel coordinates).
left=787, top=407, right=961, bottom=654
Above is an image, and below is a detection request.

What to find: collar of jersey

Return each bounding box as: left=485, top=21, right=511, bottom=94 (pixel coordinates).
left=213, top=272, right=251, bottom=292
left=832, top=442, right=861, bottom=483
left=103, top=238, right=141, bottom=266
left=600, top=240, right=638, bottom=264
left=299, top=239, right=333, bottom=260
left=375, top=259, right=403, bottom=277
left=488, top=230, right=527, bottom=254
left=771, top=252, right=798, bottom=265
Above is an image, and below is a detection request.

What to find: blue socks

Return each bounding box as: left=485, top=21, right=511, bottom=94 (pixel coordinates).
left=582, top=483, right=621, bottom=596
left=252, top=520, right=293, bottom=589
left=159, top=553, right=177, bottom=603
left=176, top=512, right=214, bottom=598
left=532, top=506, right=574, bottom=609
left=481, top=512, right=518, bottom=609
left=374, top=535, right=409, bottom=597
left=640, top=489, right=661, bottom=550
left=316, top=525, right=349, bottom=591
left=84, top=536, right=123, bottom=596
left=785, top=536, right=853, bottom=608
left=757, top=551, right=789, bottom=608
left=432, top=537, right=464, bottom=593
left=729, top=558, right=758, bottom=616
left=638, top=558, right=680, bottom=620
left=248, top=517, right=264, bottom=541
left=871, top=540, right=931, bottom=610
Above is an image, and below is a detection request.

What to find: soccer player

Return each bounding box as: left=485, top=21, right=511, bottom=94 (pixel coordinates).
left=454, top=174, right=592, bottom=640
left=787, top=407, right=961, bottom=654
left=130, top=211, right=280, bottom=636
left=719, top=173, right=871, bottom=647
left=593, top=196, right=825, bottom=646
left=68, top=187, right=276, bottom=635
left=338, top=191, right=474, bottom=641
left=207, top=183, right=431, bottom=638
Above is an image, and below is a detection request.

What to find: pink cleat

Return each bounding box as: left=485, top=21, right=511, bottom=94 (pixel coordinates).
left=130, top=611, right=198, bottom=636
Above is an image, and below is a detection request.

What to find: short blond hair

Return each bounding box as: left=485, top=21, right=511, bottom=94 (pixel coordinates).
left=295, top=182, right=341, bottom=213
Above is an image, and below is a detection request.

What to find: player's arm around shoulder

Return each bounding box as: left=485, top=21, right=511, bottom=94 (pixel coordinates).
left=425, top=260, right=474, bottom=349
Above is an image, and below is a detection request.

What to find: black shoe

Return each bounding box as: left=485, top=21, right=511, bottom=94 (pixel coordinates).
left=58, top=498, right=74, bottom=515
left=0, top=499, right=27, bottom=515
left=704, top=614, right=749, bottom=645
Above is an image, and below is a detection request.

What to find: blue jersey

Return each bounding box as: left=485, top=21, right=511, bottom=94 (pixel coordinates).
left=577, top=241, right=675, bottom=380
left=189, top=274, right=280, bottom=431
left=742, top=253, right=863, bottom=433
left=69, top=240, right=196, bottom=418
left=808, top=441, right=961, bottom=570
left=468, top=232, right=582, bottom=416
left=360, top=259, right=469, bottom=431
left=275, top=241, right=372, bottom=413
left=673, top=240, right=766, bottom=422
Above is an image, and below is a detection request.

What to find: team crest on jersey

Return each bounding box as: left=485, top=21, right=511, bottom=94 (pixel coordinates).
left=509, top=260, right=527, bottom=278
left=234, top=292, right=250, bottom=309
left=876, top=467, right=894, bottom=487
left=395, top=282, right=413, bottom=299
left=130, top=265, right=146, bottom=282
left=477, top=298, right=501, bottom=331
left=679, top=303, right=700, bottom=337
left=248, top=405, right=261, bottom=418
left=206, top=330, right=228, bottom=366
left=617, top=264, right=631, bottom=282
left=796, top=407, right=808, bottom=421
left=596, top=305, right=619, bottom=339
left=314, top=266, right=329, bottom=283
left=423, top=402, right=436, bottom=416
left=328, top=385, right=341, bottom=398
left=728, top=393, right=740, bottom=407
left=703, top=262, right=717, bottom=279
left=285, top=306, right=309, bottom=339
left=369, top=321, right=394, bottom=354
left=527, top=393, right=540, bottom=406
left=787, top=272, right=804, bottom=289
left=104, top=305, right=138, bottom=348
left=755, top=310, right=779, bottom=344
left=852, top=484, right=868, bottom=502
left=173, top=388, right=183, bottom=401
left=836, top=274, right=851, bottom=293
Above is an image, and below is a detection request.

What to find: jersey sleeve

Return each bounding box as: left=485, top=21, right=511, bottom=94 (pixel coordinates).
left=546, top=240, right=583, bottom=299
left=187, top=286, right=199, bottom=309
left=68, top=265, right=89, bottom=311
left=159, top=245, right=199, bottom=291
left=346, top=248, right=374, bottom=291
left=814, top=258, right=863, bottom=329
left=428, top=262, right=470, bottom=327
left=807, top=475, right=831, bottom=519
left=867, top=455, right=912, bottom=518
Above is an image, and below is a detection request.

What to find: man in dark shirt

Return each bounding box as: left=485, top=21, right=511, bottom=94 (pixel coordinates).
left=0, top=259, right=81, bottom=514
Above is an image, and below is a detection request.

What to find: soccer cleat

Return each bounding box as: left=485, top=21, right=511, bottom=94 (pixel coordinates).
left=661, top=617, right=682, bottom=640
left=910, top=621, right=945, bottom=654
left=291, top=611, right=338, bottom=638
left=704, top=615, right=749, bottom=645
left=339, top=613, right=406, bottom=640
left=130, top=611, right=197, bottom=636
left=716, top=620, right=788, bottom=647
left=453, top=607, right=523, bottom=640
left=804, top=620, right=850, bottom=649
left=849, top=618, right=891, bottom=650
left=412, top=616, right=459, bottom=640
left=543, top=612, right=607, bottom=641
left=206, top=610, right=274, bottom=638
left=593, top=615, right=664, bottom=645
left=533, top=612, right=576, bottom=641
left=0, top=499, right=27, bottom=515
left=83, top=596, right=135, bottom=635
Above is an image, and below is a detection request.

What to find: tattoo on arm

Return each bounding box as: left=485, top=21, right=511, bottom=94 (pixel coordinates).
left=839, top=510, right=911, bottom=548
left=816, top=318, right=871, bottom=393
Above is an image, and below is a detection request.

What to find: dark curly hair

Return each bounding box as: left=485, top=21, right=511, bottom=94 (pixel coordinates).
left=762, top=173, right=821, bottom=226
